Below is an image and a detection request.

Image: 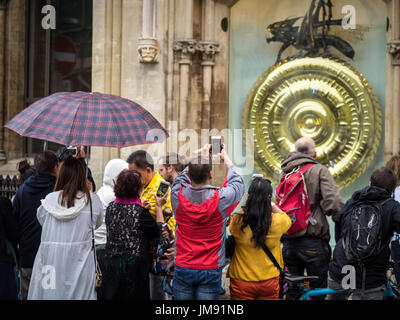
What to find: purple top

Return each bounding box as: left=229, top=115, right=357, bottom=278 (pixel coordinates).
left=114, top=197, right=143, bottom=206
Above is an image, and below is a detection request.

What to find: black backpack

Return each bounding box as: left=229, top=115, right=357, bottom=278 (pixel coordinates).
left=343, top=198, right=391, bottom=264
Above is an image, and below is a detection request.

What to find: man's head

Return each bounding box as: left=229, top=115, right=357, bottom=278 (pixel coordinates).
left=370, top=166, right=397, bottom=194
left=188, top=156, right=212, bottom=186
left=158, top=153, right=186, bottom=184
left=127, top=150, right=155, bottom=186
left=385, top=155, right=400, bottom=186
left=294, top=137, right=317, bottom=158
left=34, top=151, right=59, bottom=176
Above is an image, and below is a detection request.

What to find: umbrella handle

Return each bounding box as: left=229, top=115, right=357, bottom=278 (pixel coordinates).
left=43, top=141, right=48, bottom=151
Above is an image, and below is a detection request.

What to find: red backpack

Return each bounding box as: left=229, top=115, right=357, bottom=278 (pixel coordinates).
left=275, top=164, right=315, bottom=236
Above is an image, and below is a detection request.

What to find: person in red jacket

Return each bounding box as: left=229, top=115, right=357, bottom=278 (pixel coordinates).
left=171, top=144, right=245, bottom=300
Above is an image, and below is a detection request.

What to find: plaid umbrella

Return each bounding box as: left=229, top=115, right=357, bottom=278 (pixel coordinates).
left=5, top=91, right=169, bottom=148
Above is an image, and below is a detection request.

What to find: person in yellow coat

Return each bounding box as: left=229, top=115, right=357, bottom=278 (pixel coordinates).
left=227, top=176, right=291, bottom=300
left=127, top=150, right=175, bottom=234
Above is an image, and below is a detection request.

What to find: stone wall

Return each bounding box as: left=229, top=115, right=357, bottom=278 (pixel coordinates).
left=90, top=0, right=238, bottom=187
left=3, top=0, right=25, bottom=161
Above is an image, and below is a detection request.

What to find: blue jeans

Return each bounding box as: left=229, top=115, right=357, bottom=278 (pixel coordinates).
left=173, top=266, right=222, bottom=300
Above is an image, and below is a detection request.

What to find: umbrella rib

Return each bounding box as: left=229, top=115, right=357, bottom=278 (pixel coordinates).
left=106, top=94, right=124, bottom=148
left=66, top=98, right=85, bottom=146
left=17, top=102, right=55, bottom=137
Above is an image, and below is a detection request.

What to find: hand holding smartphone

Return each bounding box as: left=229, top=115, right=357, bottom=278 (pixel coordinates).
left=211, top=136, right=223, bottom=156
left=156, top=180, right=170, bottom=198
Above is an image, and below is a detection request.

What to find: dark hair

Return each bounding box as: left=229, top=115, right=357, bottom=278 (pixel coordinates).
left=114, top=169, right=143, bottom=199
left=127, top=150, right=154, bottom=171
left=54, top=157, right=90, bottom=208
left=34, top=151, right=58, bottom=175
left=240, top=178, right=273, bottom=248
left=188, top=156, right=212, bottom=184
left=160, top=153, right=187, bottom=173
left=385, top=155, right=400, bottom=186
left=370, top=166, right=397, bottom=194
left=17, top=159, right=36, bottom=185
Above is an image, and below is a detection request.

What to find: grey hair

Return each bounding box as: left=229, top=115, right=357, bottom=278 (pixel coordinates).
left=294, top=137, right=316, bottom=157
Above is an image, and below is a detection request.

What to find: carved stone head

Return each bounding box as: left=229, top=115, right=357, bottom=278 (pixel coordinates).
left=138, top=38, right=160, bottom=64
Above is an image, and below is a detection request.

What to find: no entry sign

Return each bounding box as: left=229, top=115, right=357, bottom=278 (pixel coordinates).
left=54, top=35, right=77, bottom=77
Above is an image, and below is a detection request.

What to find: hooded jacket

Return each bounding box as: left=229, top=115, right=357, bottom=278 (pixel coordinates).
left=95, top=159, right=128, bottom=245
left=28, top=191, right=103, bottom=300
left=171, top=166, right=245, bottom=270
left=280, top=152, right=344, bottom=241
left=329, top=186, right=400, bottom=289
left=12, top=174, right=56, bottom=268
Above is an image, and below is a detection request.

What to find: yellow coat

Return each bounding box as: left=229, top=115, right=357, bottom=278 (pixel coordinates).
left=227, top=211, right=291, bottom=282
left=141, top=171, right=176, bottom=234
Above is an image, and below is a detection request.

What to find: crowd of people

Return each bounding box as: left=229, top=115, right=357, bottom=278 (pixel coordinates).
left=0, top=137, right=400, bottom=300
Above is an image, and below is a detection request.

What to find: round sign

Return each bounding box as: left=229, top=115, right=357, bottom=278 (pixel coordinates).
left=54, top=35, right=77, bottom=77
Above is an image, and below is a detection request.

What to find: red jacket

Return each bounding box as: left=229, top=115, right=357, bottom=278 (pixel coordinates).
left=171, top=166, right=244, bottom=269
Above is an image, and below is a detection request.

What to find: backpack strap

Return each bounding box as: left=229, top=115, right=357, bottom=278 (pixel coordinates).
left=282, top=163, right=315, bottom=180
left=297, top=163, right=315, bottom=209
left=380, top=197, right=392, bottom=206
left=299, top=163, right=315, bottom=174
left=261, top=243, right=284, bottom=275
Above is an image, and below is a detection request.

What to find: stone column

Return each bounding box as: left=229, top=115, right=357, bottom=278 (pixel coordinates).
left=385, top=0, right=400, bottom=159
left=199, top=0, right=219, bottom=130
left=138, top=0, right=160, bottom=64
left=91, top=0, right=169, bottom=184
left=173, top=40, right=196, bottom=132
left=111, top=0, right=122, bottom=96
left=174, top=0, right=195, bottom=132
left=4, top=0, right=25, bottom=161
left=0, top=0, right=8, bottom=162
left=91, top=0, right=123, bottom=185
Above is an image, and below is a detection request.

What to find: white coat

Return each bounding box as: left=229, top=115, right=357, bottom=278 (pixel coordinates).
left=94, top=159, right=128, bottom=245
left=27, top=191, right=104, bottom=300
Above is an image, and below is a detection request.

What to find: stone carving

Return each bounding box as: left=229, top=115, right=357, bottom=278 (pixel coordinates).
left=138, top=38, right=160, bottom=64
left=387, top=40, right=400, bottom=66
left=173, top=39, right=220, bottom=64
left=196, top=41, right=220, bottom=65
left=173, top=39, right=197, bottom=64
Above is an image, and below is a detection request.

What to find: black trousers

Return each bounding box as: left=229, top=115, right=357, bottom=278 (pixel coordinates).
left=282, top=237, right=331, bottom=300
left=0, top=262, right=18, bottom=300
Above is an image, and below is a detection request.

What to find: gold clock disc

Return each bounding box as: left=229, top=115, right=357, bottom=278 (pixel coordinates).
left=242, top=56, right=382, bottom=188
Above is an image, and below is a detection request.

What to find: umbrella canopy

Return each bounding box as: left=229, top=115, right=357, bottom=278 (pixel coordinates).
left=5, top=91, right=169, bottom=148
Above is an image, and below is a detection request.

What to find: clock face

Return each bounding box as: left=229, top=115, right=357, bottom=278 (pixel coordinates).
left=242, top=56, right=382, bottom=189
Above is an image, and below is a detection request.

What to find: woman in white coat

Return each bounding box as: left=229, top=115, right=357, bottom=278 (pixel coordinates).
left=28, top=157, right=104, bottom=300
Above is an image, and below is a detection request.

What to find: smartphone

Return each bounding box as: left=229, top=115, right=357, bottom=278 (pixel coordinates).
left=66, top=146, right=77, bottom=158
left=211, top=136, right=222, bottom=156
left=156, top=181, right=170, bottom=198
